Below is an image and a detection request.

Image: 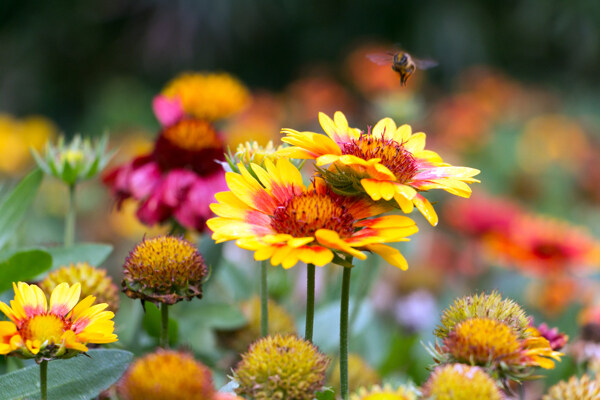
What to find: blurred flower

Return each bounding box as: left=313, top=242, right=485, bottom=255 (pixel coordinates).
left=350, top=383, right=418, bottom=400
left=285, top=75, right=358, bottom=126
left=156, top=72, right=249, bottom=123
left=421, top=364, right=503, bottom=400
left=329, top=353, right=380, bottom=394
left=103, top=118, right=228, bottom=232
left=344, top=43, right=406, bottom=95
left=542, top=375, right=600, bottom=400
left=443, top=192, right=522, bottom=239
left=0, top=114, right=57, bottom=175
left=526, top=277, right=582, bottom=316
left=108, top=198, right=169, bottom=239
left=485, top=214, right=600, bottom=277
left=433, top=292, right=562, bottom=381
left=214, top=395, right=244, bottom=400
left=223, top=140, right=284, bottom=174
left=280, top=111, right=480, bottom=226
left=530, top=321, right=568, bottom=351
left=392, top=289, right=438, bottom=332
left=517, top=115, right=590, bottom=174
left=208, top=158, right=417, bottom=269
left=40, top=262, right=120, bottom=313
left=233, top=334, right=329, bottom=400
left=122, top=235, right=207, bottom=306
left=33, top=134, right=113, bottom=186
left=117, top=349, right=215, bottom=400
left=218, top=296, right=296, bottom=353
left=0, top=282, right=117, bottom=360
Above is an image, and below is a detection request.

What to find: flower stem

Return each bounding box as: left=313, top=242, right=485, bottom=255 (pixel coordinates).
left=64, top=184, right=76, bottom=247
left=305, top=263, right=316, bottom=342
left=160, top=302, right=169, bottom=348
left=340, top=266, right=352, bottom=400
left=260, top=260, right=268, bottom=337
left=40, top=360, right=48, bottom=400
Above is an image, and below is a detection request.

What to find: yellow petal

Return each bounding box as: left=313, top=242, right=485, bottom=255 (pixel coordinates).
left=413, top=194, right=438, bottom=226
left=365, top=243, right=409, bottom=270
left=315, top=229, right=366, bottom=260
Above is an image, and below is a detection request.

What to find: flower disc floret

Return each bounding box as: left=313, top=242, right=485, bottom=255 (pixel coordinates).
left=543, top=374, right=600, bottom=400
left=0, top=282, right=117, bottom=360
left=279, top=111, right=480, bottom=226
left=233, top=334, right=329, bottom=400
left=350, top=384, right=418, bottom=400
left=118, top=349, right=215, bottom=400
left=421, top=364, right=503, bottom=400
left=122, top=235, right=207, bottom=305
left=41, top=262, right=120, bottom=313
left=207, top=158, right=418, bottom=270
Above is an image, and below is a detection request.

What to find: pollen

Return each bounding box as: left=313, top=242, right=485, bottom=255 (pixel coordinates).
left=270, top=192, right=354, bottom=238
left=444, top=317, right=521, bottom=364
left=341, top=129, right=418, bottom=183
left=162, top=119, right=221, bottom=151
left=22, top=315, right=67, bottom=344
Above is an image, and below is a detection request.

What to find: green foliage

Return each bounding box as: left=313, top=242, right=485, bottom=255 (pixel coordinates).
left=0, top=349, right=132, bottom=400
left=0, top=249, right=52, bottom=293
left=45, top=242, right=113, bottom=269
left=0, top=169, right=43, bottom=249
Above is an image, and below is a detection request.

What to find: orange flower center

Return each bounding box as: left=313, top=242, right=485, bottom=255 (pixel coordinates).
left=341, top=131, right=418, bottom=182
left=162, top=119, right=221, bottom=151
left=271, top=192, right=354, bottom=238
left=21, top=315, right=67, bottom=344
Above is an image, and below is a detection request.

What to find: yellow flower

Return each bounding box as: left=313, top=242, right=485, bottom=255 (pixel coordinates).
left=279, top=111, right=480, bottom=225
left=0, top=282, right=117, bottom=360
left=234, top=140, right=284, bottom=166
left=207, top=158, right=418, bottom=269
left=350, top=384, right=418, bottom=400
left=330, top=353, right=381, bottom=394
left=421, top=364, right=503, bottom=400
left=122, top=235, right=207, bottom=305
left=117, top=349, right=215, bottom=400
left=162, top=72, right=250, bottom=121
left=233, top=334, right=329, bottom=400
left=543, top=374, right=600, bottom=400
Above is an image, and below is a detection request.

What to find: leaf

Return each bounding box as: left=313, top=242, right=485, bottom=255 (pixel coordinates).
left=46, top=243, right=113, bottom=269
left=0, top=249, right=53, bottom=293
left=0, top=169, right=43, bottom=249
left=0, top=349, right=133, bottom=400
left=315, top=387, right=336, bottom=400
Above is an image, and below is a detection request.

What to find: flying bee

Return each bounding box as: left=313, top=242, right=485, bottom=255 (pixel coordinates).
left=367, top=50, right=438, bottom=86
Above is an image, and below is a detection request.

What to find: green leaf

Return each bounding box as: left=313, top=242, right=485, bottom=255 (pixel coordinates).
left=0, top=249, right=52, bottom=293
left=0, top=169, right=43, bottom=249
left=0, top=349, right=133, bottom=400
left=45, top=243, right=113, bottom=269
left=315, top=387, right=336, bottom=400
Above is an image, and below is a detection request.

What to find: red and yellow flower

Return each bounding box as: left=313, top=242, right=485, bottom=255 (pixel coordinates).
left=0, top=282, right=117, bottom=360
left=279, top=111, right=480, bottom=225
left=207, top=158, right=418, bottom=269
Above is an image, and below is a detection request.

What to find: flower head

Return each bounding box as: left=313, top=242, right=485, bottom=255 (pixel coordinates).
left=279, top=111, right=480, bottom=226
left=33, top=134, right=113, bottom=186
left=207, top=158, right=418, bottom=269
left=233, top=334, right=329, bottom=400
left=543, top=375, right=600, bottom=400
left=421, top=364, right=503, bottom=400
left=224, top=140, right=285, bottom=172
left=350, top=384, right=418, bottom=400
left=329, top=353, right=380, bottom=394
left=117, top=349, right=214, bottom=400
left=157, top=72, right=249, bottom=123
left=0, top=282, right=117, bottom=360
left=218, top=296, right=296, bottom=353
left=122, top=235, right=207, bottom=305
left=40, top=262, right=120, bottom=313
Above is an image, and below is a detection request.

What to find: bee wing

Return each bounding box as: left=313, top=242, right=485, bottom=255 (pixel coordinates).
left=366, top=52, right=395, bottom=66
left=414, top=58, right=439, bottom=70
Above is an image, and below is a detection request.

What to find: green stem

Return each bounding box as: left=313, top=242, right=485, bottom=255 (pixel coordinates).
left=260, top=260, right=268, bottom=337
left=305, top=263, right=316, bottom=342
left=340, top=266, right=352, bottom=400
left=160, top=303, right=169, bottom=348
left=64, top=184, right=76, bottom=247
left=40, top=360, right=48, bottom=400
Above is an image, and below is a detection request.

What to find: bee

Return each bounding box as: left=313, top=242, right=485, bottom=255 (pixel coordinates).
left=367, top=50, right=438, bottom=86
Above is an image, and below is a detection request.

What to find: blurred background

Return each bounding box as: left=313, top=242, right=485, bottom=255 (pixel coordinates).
left=1, top=0, right=600, bottom=395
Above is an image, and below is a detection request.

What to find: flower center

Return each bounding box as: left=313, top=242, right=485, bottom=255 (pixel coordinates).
left=341, top=130, right=418, bottom=183
left=21, top=314, right=67, bottom=344
left=363, top=394, right=408, bottom=400
left=270, top=192, right=354, bottom=238
left=162, top=119, right=221, bottom=151
left=445, top=317, right=521, bottom=364
left=532, top=242, right=569, bottom=261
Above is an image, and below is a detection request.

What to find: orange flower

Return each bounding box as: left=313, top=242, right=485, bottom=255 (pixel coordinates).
left=279, top=112, right=480, bottom=226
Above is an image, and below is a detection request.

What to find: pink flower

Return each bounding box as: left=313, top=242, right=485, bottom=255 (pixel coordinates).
left=152, top=95, right=184, bottom=127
